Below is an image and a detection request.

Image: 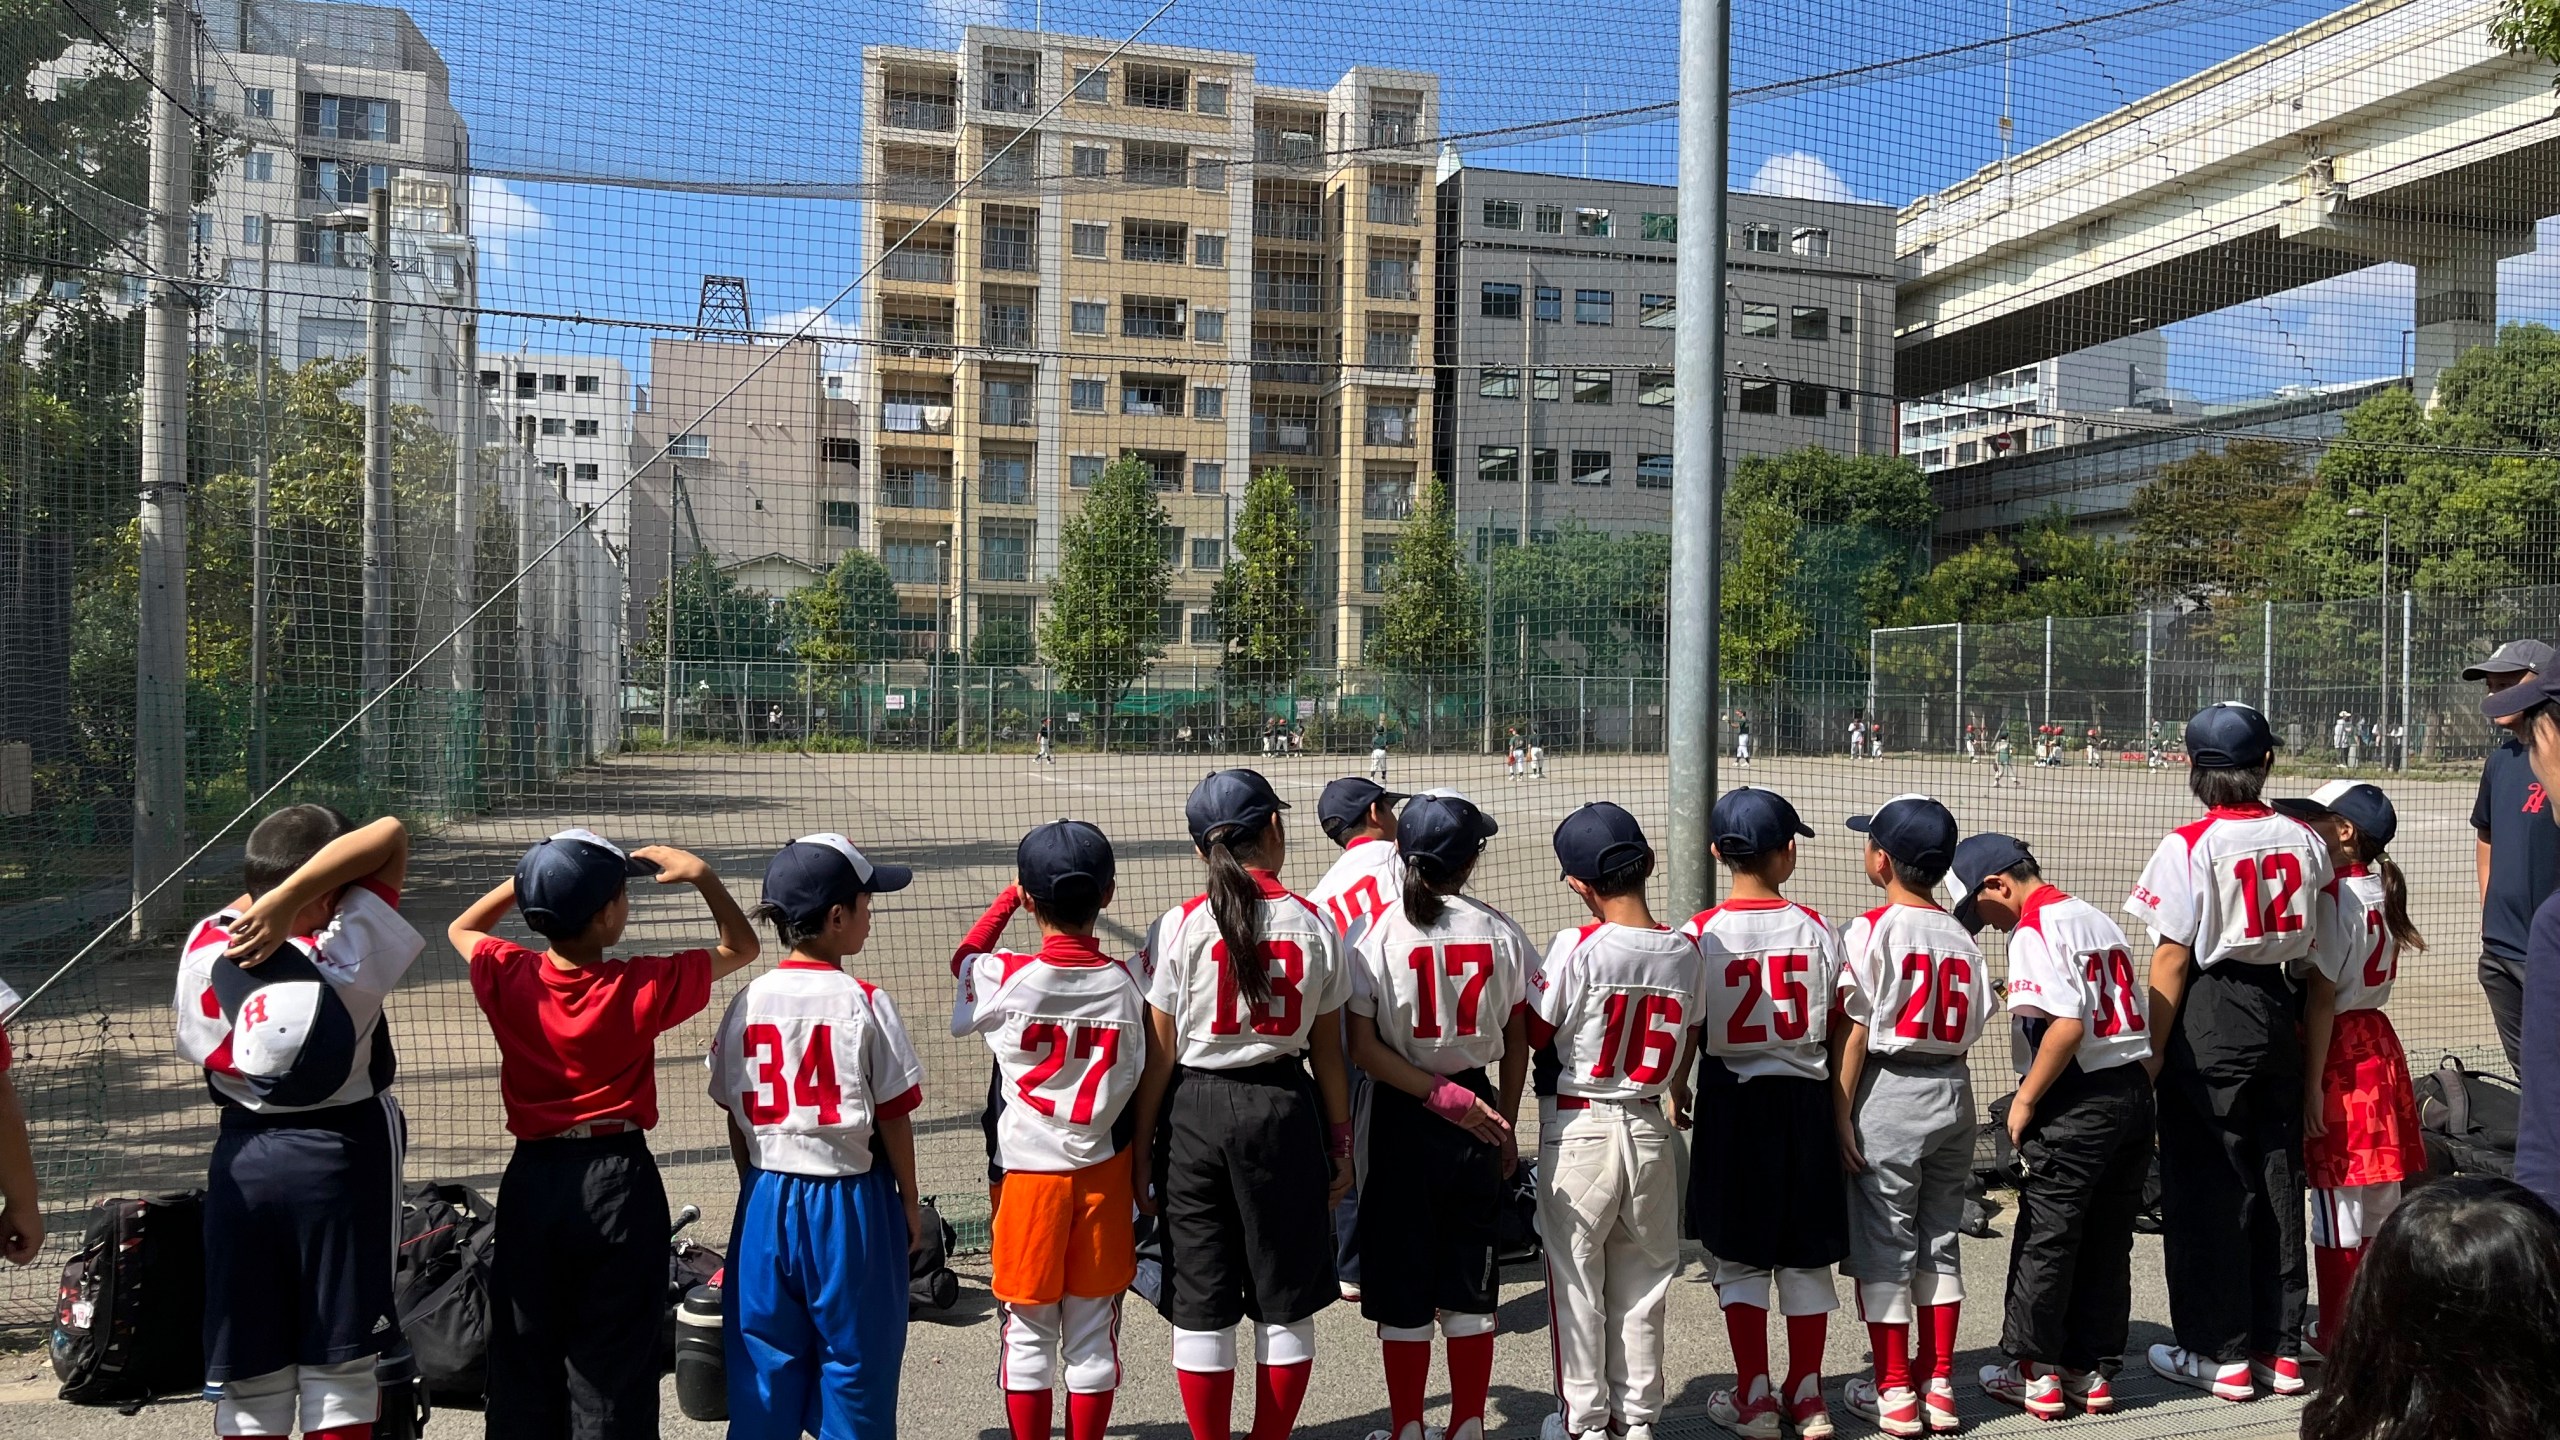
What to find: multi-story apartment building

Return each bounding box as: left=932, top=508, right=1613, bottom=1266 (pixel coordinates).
left=188, top=1, right=477, bottom=432
left=626, top=338, right=864, bottom=638
left=480, top=354, right=637, bottom=554
left=858, top=28, right=1437, bottom=666
left=1901, top=332, right=2169, bottom=472
left=1434, top=163, right=1898, bottom=544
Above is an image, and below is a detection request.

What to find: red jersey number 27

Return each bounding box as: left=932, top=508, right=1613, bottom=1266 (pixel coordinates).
left=1016, top=1021, right=1124, bottom=1125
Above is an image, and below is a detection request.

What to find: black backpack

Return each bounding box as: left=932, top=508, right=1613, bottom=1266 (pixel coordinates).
left=393, top=1182, right=495, bottom=1404
left=52, top=1191, right=207, bottom=1407
left=909, top=1198, right=960, bottom=1314
left=2416, top=1055, right=2521, bottom=1179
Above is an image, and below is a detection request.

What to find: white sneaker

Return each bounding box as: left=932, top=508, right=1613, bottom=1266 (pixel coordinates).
left=1978, top=1362, right=2063, bottom=1421
left=1922, top=1376, right=1962, bottom=1433
left=2149, top=1344, right=2253, bottom=1401
left=1706, top=1375, right=1780, bottom=1438
left=1785, top=1374, right=1836, bottom=1439
left=1361, top=1427, right=1440, bottom=1440
left=2248, top=1352, right=2307, bottom=1396
left=1621, top=1426, right=1658, bottom=1440
left=1841, top=1377, right=1924, bottom=1438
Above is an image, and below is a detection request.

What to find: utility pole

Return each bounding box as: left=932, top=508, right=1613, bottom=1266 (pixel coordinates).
left=132, top=0, right=192, bottom=939
left=1665, top=0, right=1730, bottom=919
left=361, top=185, right=393, bottom=775
left=452, top=244, right=478, bottom=702
left=249, top=215, right=272, bottom=792
left=1480, top=507, right=1495, bottom=753
left=955, top=479, right=969, bottom=749
left=660, top=465, right=681, bottom=742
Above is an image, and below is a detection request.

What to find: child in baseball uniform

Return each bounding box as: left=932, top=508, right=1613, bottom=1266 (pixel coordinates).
left=1346, top=793, right=1531, bottom=1440
left=1947, top=834, right=2152, bottom=1421
left=709, top=834, right=924, bottom=1440
left=448, top=830, right=759, bottom=1440
left=1682, top=787, right=1847, bottom=1440
left=949, top=821, right=1146, bottom=1440
left=1834, top=794, right=1986, bottom=1437
left=1124, top=769, right=1356, bottom=1440
left=1528, top=803, right=1707, bottom=1440
left=176, top=806, right=420, bottom=1440
left=1313, top=777, right=1412, bottom=1301
left=2270, top=781, right=2429, bottom=1352
left=2127, top=702, right=2333, bottom=1402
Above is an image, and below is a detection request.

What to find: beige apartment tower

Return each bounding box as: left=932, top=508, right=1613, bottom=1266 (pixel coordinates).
left=860, top=28, right=1438, bottom=666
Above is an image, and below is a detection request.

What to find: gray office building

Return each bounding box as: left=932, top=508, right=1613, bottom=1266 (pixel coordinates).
left=1434, top=160, right=1898, bottom=539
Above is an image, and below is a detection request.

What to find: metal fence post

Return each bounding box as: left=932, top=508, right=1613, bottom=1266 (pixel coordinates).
left=2400, top=589, right=2413, bottom=769
left=2042, top=614, right=2053, bottom=735
left=1665, top=0, right=1730, bottom=917
left=2142, top=610, right=2155, bottom=755
left=1953, top=621, right=1965, bottom=754
left=2263, top=599, right=2274, bottom=717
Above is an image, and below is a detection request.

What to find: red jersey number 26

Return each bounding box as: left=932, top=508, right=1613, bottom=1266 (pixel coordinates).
left=740, top=1022, right=843, bottom=1125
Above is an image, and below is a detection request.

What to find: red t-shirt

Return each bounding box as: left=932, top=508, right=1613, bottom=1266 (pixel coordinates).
left=469, top=937, right=714, bottom=1139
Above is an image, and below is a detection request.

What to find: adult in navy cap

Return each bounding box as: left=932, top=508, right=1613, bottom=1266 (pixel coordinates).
left=2480, top=647, right=2560, bottom=1214
left=1309, top=776, right=1408, bottom=1301
left=2465, top=638, right=2558, bottom=1073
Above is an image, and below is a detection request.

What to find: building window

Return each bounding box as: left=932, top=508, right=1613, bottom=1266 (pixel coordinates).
left=1740, top=302, right=1779, bottom=338
left=244, top=87, right=274, bottom=118
left=573, top=373, right=601, bottom=394
left=1195, top=232, right=1226, bottom=267
left=1367, top=243, right=1419, bottom=301
left=823, top=500, right=859, bottom=528
left=1194, top=158, right=1226, bottom=192
left=1956, top=440, right=1980, bottom=464
left=1254, top=252, right=1324, bottom=311
left=1533, top=448, right=1560, bottom=484
left=1159, top=526, right=1188, bottom=565
left=1574, top=208, right=1612, bottom=237
left=1638, top=370, right=1674, bottom=407
left=1737, top=381, right=1778, bottom=414
left=983, top=206, right=1038, bottom=270
left=1739, top=223, right=1779, bottom=252
left=1534, top=204, right=1563, bottom=234
left=1193, top=386, right=1225, bottom=419
left=1483, top=199, right=1521, bottom=230
left=669, top=431, right=710, bottom=458
left=984, top=49, right=1039, bottom=113
left=1365, top=399, right=1416, bottom=445
left=1156, top=604, right=1183, bottom=641
left=984, top=377, right=1033, bottom=426
left=1839, top=313, right=1856, bottom=336
left=1478, top=446, right=1519, bottom=486
left=1367, top=175, right=1419, bottom=225
left=1480, top=282, right=1521, bottom=319
left=1072, top=221, right=1108, bottom=258
left=240, top=213, right=264, bottom=245
left=1190, top=610, right=1221, bottom=644
left=574, top=418, right=602, bottom=437
left=1124, top=141, right=1188, bottom=187
left=542, top=374, right=567, bottom=392
left=1573, top=370, right=1613, bottom=405
left=1479, top=366, right=1519, bottom=399
left=1121, top=295, right=1187, bottom=339
left=301, top=93, right=396, bottom=143
left=1789, top=383, right=1826, bottom=416
left=1135, top=452, right=1185, bottom=490
left=1195, top=310, right=1226, bottom=342
left=1362, top=469, right=1414, bottom=519
left=1570, top=450, right=1612, bottom=485
left=1640, top=293, right=1675, bottom=328
left=1574, top=289, right=1614, bottom=326
left=1635, top=454, right=1672, bottom=489
left=479, top=370, right=501, bottom=388
left=1362, top=540, right=1396, bottom=593
left=981, top=129, right=1037, bottom=189
left=1070, top=378, right=1106, bottom=412
left=1072, top=145, right=1109, bottom=178
left=982, top=522, right=1033, bottom=582
left=242, top=151, right=274, bottom=183
left=1125, top=64, right=1189, bottom=111
left=984, top=289, right=1034, bottom=348
left=1922, top=448, right=1948, bottom=468
left=515, top=372, right=537, bottom=397
left=883, top=538, right=943, bottom=584
left=1532, top=368, right=1561, bottom=402
left=1791, top=226, right=1831, bottom=257
left=1122, top=219, right=1187, bottom=263
left=1640, top=212, right=1676, bottom=242
left=1071, top=66, right=1108, bottom=102
left=1193, top=461, right=1224, bottom=493
left=1122, top=375, right=1183, bottom=416
left=1364, top=319, right=1416, bottom=370
left=574, top=463, right=600, bottom=483
left=299, top=158, right=391, bottom=204
left=1071, top=301, right=1106, bottom=334
left=1070, top=455, right=1106, bottom=486
left=2032, top=424, right=2058, bottom=448
left=1197, top=80, right=1230, bottom=115
left=1791, top=305, right=1830, bottom=340
left=1534, top=287, right=1562, bottom=323
left=981, top=453, right=1031, bottom=504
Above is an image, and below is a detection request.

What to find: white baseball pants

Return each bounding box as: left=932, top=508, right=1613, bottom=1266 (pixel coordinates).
left=1537, top=1098, right=1681, bottom=1435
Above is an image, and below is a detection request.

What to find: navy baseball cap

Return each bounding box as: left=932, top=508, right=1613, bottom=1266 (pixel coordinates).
left=762, top=832, right=913, bottom=930
left=1017, top=819, right=1114, bottom=906
left=1846, top=794, right=1958, bottom=872
left=515, top=828, right=658, bottom=935
left=1187, top=768, right=1289, bottom=847
left=1712, top=786, right=1813, bottom=859
left=1399, top=793, right=1498, bottom=880
left=1554, top=802, right=1652, bottom=882
left=2273, top=780, right=2398, bottom=851
left=1318, top=777, right=1407, bottom=843
left=1945, top=832, right=2035, bottom=933
left=2482, top=639, right=2560, bottom=719
left=2185, top=701, right=2278, bottom=768
left=2465, top=638, right=2552, bottom=682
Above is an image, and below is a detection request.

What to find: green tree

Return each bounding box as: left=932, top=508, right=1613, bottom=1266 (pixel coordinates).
left=1720, top=498, right=1807, bottom=687
left=785, top=548, right=901, bottom=664
left=1209, top=466, right=1313, bottom=697
left=1896, top=514, right=2132, bottom=625
left=1714, top=448, right=1936, bottom=690
left=1040, top=453, right=1171, bottom=749
left=2126, top=439, right=2311, bottom=605
left=1488, top=523, right=1673, bottom=677
left=969, top=614, right=1037, bottom=666
left=1367, top=474, right=1479, bottom=675
left=2494, top=0, right=2560, bottom=81
left=636, top=559, right=789, bottom=678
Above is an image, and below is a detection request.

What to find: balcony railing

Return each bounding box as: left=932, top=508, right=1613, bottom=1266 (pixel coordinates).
left=1369, top=114, right=1420, bottom=149
left=1252, top=207, right=1322, bottom=242
left=885, top=95, right=956, bottom=132
left=881, top=401, right=954, bottom=435
left=1251, top=418, right=1317, bottom=454
left=984, top=393, right=1034, bottom=425
left=881, top=476, right=953, bottom=509
left=881, top=250, right=952, bottom=283
left=983, top=314, right=1033, bottom=349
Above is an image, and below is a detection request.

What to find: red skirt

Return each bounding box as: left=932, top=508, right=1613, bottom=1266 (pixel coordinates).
left=2306, top=1008, right=2427, bottom=1189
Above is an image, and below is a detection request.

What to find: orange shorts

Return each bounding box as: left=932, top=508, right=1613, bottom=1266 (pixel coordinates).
left=989, top=1151, right=1137, bottom=1305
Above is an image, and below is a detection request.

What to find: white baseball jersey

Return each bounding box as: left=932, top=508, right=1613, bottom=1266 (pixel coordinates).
left=2310, top=868, right=2400, bottom=1014
left=1527, top=922, right=1708, bottom=1102
left=2002, top=888, right=2149, bottom=1076
left=1682, top=898, right=1843, bottom=1083
left=950, top=936, right=1148, bottom=1172
left=1350, top=894, right=1535, bottom=1075
left=1310, top=836, right=1403, bottom=956
left=707, top=961, right=925, bottom=1177
left=1839, top=902, right=1989, bottom=1058
left=173, top=882, right=423, bottom=1113
left=1141, top=878, right=1352, bottom=1070
left=2125, top=806, right=2337, bottom=971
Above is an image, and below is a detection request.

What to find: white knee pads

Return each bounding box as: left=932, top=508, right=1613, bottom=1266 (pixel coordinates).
left=297, top=1357, right=379, bottom=1433
left=1176, top=1317, right=1316, bottom=1373
left=1172, top=1325, right=1238, bottom=1374
left=1255, top=1318, right=1316, bottom=1367
left=1717, top=1264, right=1837, bottom=1316
left=216, top=1366, right=298, bottom=1438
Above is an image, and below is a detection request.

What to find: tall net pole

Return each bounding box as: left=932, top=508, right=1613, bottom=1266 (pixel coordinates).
left=130, top=0, right=192, bottom=939
left=1666, top=0, right=1729, bottom=918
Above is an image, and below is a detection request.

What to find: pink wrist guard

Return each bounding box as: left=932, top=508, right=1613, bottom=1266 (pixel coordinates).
left=1424, top=1078, right=1483, bottom=1125
left=1327, top=1121, right=1354, bottom=1159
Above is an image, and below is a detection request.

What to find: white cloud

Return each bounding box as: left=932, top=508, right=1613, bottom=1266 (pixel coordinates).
left=759, top=302, right=863, bottom=363
left=923, top=0, right=1008, bottom=46
left=469, top=176, right=550, bottom=271
left=1746, top=151, right=1859, bottom=205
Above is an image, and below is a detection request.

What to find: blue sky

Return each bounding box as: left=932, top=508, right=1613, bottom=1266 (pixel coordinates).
left=397, top=0, right=2560, bottom=402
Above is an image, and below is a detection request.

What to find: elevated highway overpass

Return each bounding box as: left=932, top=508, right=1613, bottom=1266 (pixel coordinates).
left=1894, top=0, right=2560, bottom=400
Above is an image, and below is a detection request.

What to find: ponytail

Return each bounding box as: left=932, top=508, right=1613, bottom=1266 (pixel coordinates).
left=1204, top=825, right=1274, bottom=1009
left=1401, top=858, right=1447, bottom=927
left=2375, top=850, right=2427, bottom=952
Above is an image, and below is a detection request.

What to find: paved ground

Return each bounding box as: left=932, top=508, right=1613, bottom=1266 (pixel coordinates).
left=0, top=1226, right=2315, bottom=1438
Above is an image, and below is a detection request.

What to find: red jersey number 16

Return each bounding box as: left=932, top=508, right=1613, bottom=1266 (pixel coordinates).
left=1588, top=991, right=1683, bottom=1084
